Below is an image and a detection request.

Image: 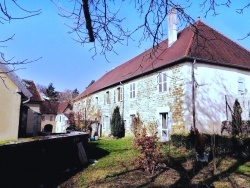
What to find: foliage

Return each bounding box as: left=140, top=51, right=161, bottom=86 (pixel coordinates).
left=171, top=133, right=250, bottom=158
left=110, top=106, right=124, bottom=138
left=132, top=114, right=162, bottom=174
left=134, top=127, right=162, bottom=174
left=67, top=112, right=75, bottom=126
left=232, top=99, right=243, bottom=136
left=58, top=89, right=79, bottom=103
left=72, top=88, right=79, bottom=99
left=46, top=83, right=58, bottom=101
left=131, top=112, right=143, bottom=136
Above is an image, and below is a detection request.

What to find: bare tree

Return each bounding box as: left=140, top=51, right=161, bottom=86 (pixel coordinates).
left=0, top=1, right=41, bottom=75
left=52, top=0, right=249, bottom=57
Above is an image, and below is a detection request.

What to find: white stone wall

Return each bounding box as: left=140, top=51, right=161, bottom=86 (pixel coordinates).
left=190, top=63, right=250, bottom=134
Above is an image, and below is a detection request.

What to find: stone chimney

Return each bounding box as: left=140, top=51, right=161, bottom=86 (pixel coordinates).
left=168, top=8, right=178, bottom=47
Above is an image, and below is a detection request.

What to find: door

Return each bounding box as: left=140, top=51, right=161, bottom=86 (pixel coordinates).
left=160, top=113, right=169, bottom=142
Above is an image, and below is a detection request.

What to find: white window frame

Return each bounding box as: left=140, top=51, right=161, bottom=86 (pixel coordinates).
left=130, top=83, right=136, bottom=99
left=158, top=72, right=167, bottom=93
left=117, top=87, right=123, bottom=102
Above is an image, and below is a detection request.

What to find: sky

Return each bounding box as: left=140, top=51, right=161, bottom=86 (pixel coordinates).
left=1, top=1, right=250, bottom=93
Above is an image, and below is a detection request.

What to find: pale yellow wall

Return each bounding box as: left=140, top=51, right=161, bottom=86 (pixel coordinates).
left=25, top=103, right=41, bottom=134
left=41, top=114, right=56, bottom=132
left=0, top=70, right=21, bottom=141
left=25, top=103, right=40, bottom=113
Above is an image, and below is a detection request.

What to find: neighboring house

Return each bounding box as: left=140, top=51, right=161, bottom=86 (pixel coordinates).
left=19, top=79, right=43, bottom=137
left=40, top=101, right=72, bottom=133
left=0, top=63, right=32, bottom=141
left=73, top=13, right=250, bottom=140
left=40, top=100, right=59, bottom=133
left=55, top=102, right=73, bottom=133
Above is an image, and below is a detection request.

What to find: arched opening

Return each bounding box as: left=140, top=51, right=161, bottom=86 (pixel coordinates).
left=44, top=124, right=53, bottom=133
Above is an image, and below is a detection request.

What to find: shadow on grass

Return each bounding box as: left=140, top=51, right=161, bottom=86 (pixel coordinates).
left=85, top=140, right=110, bottom=160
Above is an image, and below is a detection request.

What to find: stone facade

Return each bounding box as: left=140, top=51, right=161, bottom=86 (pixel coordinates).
left=74, top=63, right=188, bottom=140
left=74, top=61, right=250, bottom=139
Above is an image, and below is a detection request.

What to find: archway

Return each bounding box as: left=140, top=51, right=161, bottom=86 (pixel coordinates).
left=44, top=124, right=53, bottom=133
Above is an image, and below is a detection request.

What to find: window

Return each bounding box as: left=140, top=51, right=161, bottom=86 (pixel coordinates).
left=96, top=97, right=98, bottom=106
left=160, top=113, right=169, bottom=141
left=42, top=116, right=45, bottom=121
left=238, top=77, right=245, bottom=95
left=102, top=116, right=109, bottom=130
left=130, top=83, right=135, bottom=99
left=50, top=116, right=54, bottom=121
left=117, top=87, right=123, bottom=102
left=106, top=91, right=110, bottom=104
left=158, top=72, right=167, bottom=92
left=130, top=114, right=135, bottom=131
left=113, top=90, right=116, bottom=103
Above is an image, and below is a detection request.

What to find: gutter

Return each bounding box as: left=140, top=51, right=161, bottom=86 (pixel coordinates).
left=192, top=59, right=196, bottom=130
left=22, top=97, right=31, bottom=104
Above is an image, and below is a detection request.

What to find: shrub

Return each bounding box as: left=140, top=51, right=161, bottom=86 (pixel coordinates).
left=110, top=106, right=125, bottom=138
left=132, top=115, right=162, bottom=174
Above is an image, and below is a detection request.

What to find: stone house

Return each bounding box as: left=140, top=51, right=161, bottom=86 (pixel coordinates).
left=73, top=18, right=250, bottom=140
left=0, top=63, right=32, bottom=141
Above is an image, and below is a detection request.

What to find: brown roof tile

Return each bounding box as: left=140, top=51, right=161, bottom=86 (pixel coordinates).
left=22, top=79, right=42, bottom=102
left=40, top=100, right=59, bottom=114
left=75, top=20, right=250, bottom=100
left=57, top=102, right=70, bottom=114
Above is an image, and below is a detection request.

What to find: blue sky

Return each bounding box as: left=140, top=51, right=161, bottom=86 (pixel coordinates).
left=1, top=1, right=249, bottom=92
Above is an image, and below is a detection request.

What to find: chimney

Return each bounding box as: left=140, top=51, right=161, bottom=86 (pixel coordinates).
left=168, top=8, right=178, bottom=47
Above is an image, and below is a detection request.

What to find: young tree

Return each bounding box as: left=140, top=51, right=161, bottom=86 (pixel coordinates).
left=110, top=106, right=124, bottom=138
left=72, top=88, right=79, bottom=99
left=232, top=99, right=243, bottom=136
left=46, top=83, right=58, bottom=101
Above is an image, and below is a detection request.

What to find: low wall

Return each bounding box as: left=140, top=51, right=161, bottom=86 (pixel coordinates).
left=0, top=132, right=89, bottom=187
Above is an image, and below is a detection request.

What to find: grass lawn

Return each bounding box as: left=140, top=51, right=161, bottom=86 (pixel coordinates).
left=60, top=137, right=250, bottom=188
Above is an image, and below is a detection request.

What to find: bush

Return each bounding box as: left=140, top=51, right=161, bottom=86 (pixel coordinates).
left=110, top=106, right=125, bottom=138
left=132, top=115, right=162, bottom=174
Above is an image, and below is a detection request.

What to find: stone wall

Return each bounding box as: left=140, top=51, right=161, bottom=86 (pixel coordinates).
left=74, top=63, right=188, bottom=138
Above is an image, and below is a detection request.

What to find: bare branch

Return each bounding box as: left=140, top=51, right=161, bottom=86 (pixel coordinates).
left=236, top=3, right=250, bottom=14
left=0, top=0, right=41, bottom=22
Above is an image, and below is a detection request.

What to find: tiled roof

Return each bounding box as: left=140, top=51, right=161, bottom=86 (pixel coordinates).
left=75, top=20, right=250, bottom=100
left=58, top=102, right=71, bottom=114
left=40, top=100, right=59, bottom=114
left=40, top=101, right=72, bottom=114
left=22, top=79, right=42, bottom=102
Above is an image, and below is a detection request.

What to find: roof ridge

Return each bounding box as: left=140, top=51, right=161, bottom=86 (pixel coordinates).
left=184, top=23, right=196, bottom=56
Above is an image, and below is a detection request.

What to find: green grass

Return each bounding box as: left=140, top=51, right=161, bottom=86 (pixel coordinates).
left=62, top=138, right=250, bottom=188
left=77, top=137, right=139, bottom=187
left=236, top=161, right=250, bottom=176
